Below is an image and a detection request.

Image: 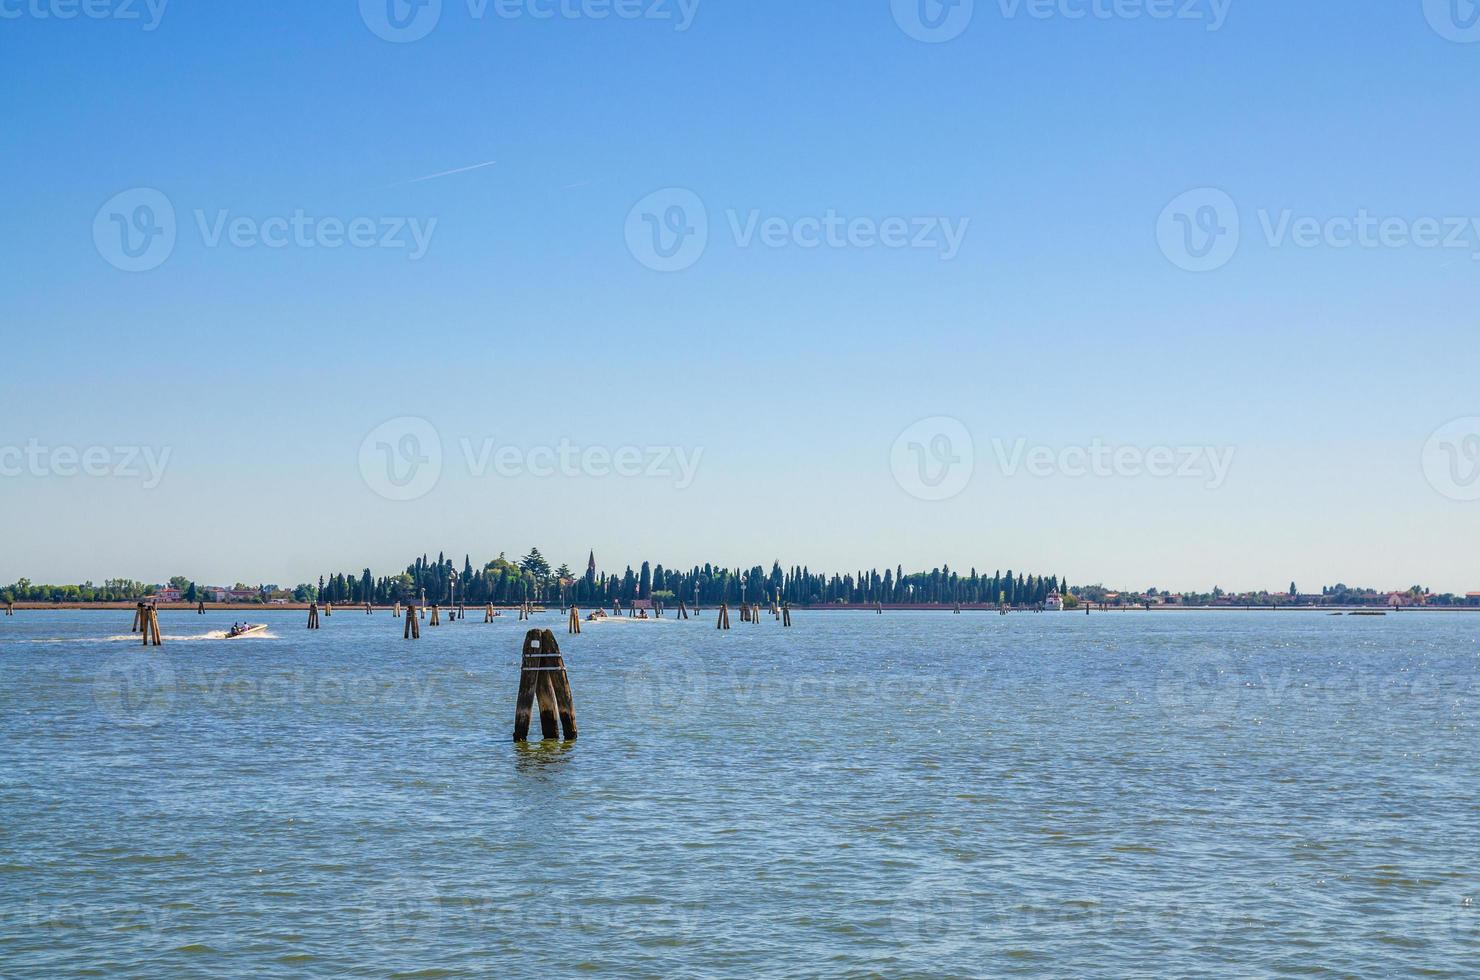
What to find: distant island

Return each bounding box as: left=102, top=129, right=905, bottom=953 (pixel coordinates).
left=3, top=550, right=1477, bottom=611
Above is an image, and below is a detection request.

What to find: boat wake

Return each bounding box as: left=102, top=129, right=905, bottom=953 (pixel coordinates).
left=16, top=631, right=280, bottom=644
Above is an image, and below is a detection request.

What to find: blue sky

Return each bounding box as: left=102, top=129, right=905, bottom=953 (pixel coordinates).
left=2, top=0, right=1478, bottom=592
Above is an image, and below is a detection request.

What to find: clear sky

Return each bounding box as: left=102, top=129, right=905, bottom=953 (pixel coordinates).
left=2, top=0, right=1478, bottom=593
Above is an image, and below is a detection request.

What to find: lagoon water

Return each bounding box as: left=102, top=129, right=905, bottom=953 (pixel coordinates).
left=1, top=609, right=1477, bottom=977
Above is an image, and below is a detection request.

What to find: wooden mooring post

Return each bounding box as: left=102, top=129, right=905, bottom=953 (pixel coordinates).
left=307, top=603, right=321, bottom=630
left=513, top=629, right=577, bottom=742
left=717, top=603, right=731, bottom=630
left=876, top=602, right=884, bottom=615
left=325, top=603, right=333, bottom=617
left=429, top=605, right=441, bottom=626
left=366, top=602, right=373, bottom=615
left=4, top=601, right=13, bottom=616
left=131, top=603, right=144, bottom=633
left=568, top=606, right=582, bottom=634
left=197, top=601, right=205, bottom=615
left=137, top=603, right=162, bottom=646
left=783, top=604, right=792, bottom=627
left=403, top=605, right=421, bottom=639
left=677, top=600, right=688, bottom=620
left=485, top=603, right=496, bottom=623
left=394, top=601, right=402, bottom=618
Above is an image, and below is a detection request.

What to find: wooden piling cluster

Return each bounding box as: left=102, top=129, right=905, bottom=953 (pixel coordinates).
left=485, top=603, right=496, bottom=623
left=366, top=602, right=373, bottom=614
left=783, top=604, right=792, bottom=627
left=134, top=603, right=162, bottom=646
left=197, top=601, right=206, bottom=615
left=513, top=629, right=577, bottom=742
left=404, top=605, right=422, bottom=639
left=429, top=605, right=441, bottom=626
left=568, top=606, right=582, bottom=634
left=394, top=601, right=402, bottom=618
left=4, top=602, right=12, bottom=616
left=677, top=600, right=689, bottom=620
left=325, top=603, right=333, bottom=617
left=307, top=603, right=321, bottom=630
left=717, top=603, right=731, bottom=630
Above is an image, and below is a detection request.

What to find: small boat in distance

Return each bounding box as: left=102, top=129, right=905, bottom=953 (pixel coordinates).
left=225, top=623, right=268, bottom=639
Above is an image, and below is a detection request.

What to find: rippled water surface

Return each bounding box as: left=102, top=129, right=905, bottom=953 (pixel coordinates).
left=2, top=608, right=1478, bottom=977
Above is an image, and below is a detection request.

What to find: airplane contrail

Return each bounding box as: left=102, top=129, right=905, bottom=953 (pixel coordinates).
left=404, top=159, right=498, bottom=184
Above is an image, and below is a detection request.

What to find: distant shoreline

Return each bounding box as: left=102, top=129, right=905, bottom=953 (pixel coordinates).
left=4, top=602, right=1476, bottom=614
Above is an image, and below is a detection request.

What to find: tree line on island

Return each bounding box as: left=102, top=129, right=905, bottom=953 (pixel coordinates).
left=311, top=550, right=1068, bottom=609
left=0, top=551, right=1068, bottom=608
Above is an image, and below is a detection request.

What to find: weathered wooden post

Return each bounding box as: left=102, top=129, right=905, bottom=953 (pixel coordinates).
left=307, top=603, right=320, bottom=629
left=429, top=605, right=441, bottom=626
left=140, top=604, right=162, bottom=646
left=404, top=605, right=421, bottom=639
left=458, top=604, right=466, bottom=621
left=197, top=601, right=205, bottom=615
left=394, top=601, right=402, bottom=618
left=366, top=602, right=373, bottom=615
left=783, top=604, right=792, bottom=627
left=4, top=601, right=12, bottom=616
left=876, top=601, right=883, bottom=615
left=717, top=603, right=731, bottom=630
left=325, top=603, right=333, bottom=617
left=568, top=606, right=581, bottom=634
left=131, top=603, right=144, bottom=633
left=513, top=629, right=577, bottom=742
